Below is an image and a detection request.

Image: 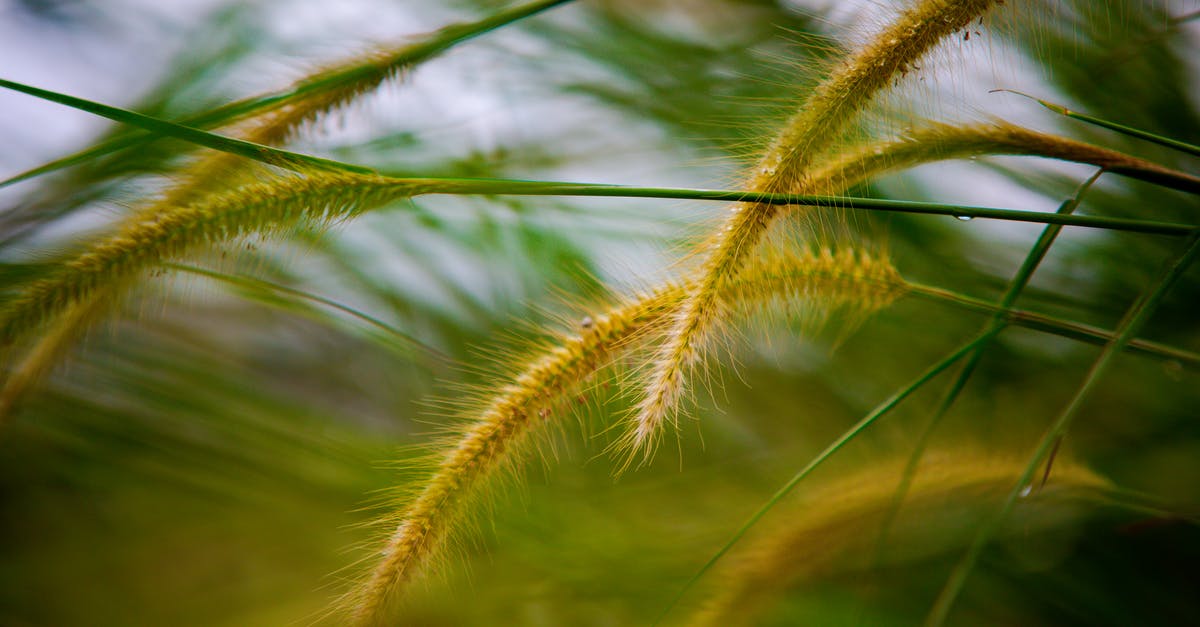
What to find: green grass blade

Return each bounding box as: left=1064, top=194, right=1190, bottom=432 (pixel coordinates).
left=869, top=169, right=1106, bottom=570
left=405, top=178, right=1197, bottom=235
left=0, top=78, right=376, bottom=176
left=0, top=94, right=290, bottom=189
left=994, top=89, right=1200, bottom=158
left=567, top=187, right=1188, bottom=235
left=654, top=330, right=1001, bottom=626
left=924, top=232, right=1200, bottom=627
left=0, top=0, right=573, bottom=188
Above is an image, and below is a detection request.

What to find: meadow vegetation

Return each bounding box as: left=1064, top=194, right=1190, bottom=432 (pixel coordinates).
left=0, top=0, right=1197, bottom=624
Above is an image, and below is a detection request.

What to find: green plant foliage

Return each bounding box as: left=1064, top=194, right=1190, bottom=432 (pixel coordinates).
left=0, top=1, right=1197, bottom=625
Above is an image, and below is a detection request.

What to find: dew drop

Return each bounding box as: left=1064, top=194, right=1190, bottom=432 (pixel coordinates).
left=1018, top=485, right=1033, bottom=498
left=955, top=215, right=974, bottom=221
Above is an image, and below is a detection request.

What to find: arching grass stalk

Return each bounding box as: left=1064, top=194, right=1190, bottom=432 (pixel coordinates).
left=868, top=168, right=1105, bottom=573
left=810, top=122, right=1200, bottom=196
left=346, top=249, right=904, bottom=625
left=994, top=89, right=1200, bottom=158
left=629, top=0, right=1002, bottom=462
left=0, top=0, right=574, bottom=189
left=924, top=232, right=1200, bottom=627
left=653, top=329, right=1001, bottom=626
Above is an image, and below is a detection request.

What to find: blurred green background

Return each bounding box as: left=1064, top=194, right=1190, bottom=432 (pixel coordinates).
left=0, top=0, right=1197, bottom=624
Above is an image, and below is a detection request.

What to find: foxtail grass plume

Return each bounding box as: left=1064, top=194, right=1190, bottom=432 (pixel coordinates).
left=629, top=0, right=1003, bottom=463
left=347, top=246, right=907, bottom=624
left=692, top=448, right=1107, bottom=627
left=0, top=174, right=424, bottom=346
left=810, top=121, right=1200, bottom=196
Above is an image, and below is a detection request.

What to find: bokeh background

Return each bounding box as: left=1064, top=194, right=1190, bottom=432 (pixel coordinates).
left=1, top=0, right=1198, bottom=624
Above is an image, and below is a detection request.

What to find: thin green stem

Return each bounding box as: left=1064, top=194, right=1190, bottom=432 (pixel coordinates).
left=994, top=89, right=1200, bottom=158
left=0, top=0, right=573, bottom=188
left=653, top=330, right=1000, bottom=626
left=924, top=232, right=1200, bottom=627
left=409, top=180, right=1195, bottom=236
left=868, top=169, right=1105, bottom=574
left=906, top=283, right=1200, bottom=368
